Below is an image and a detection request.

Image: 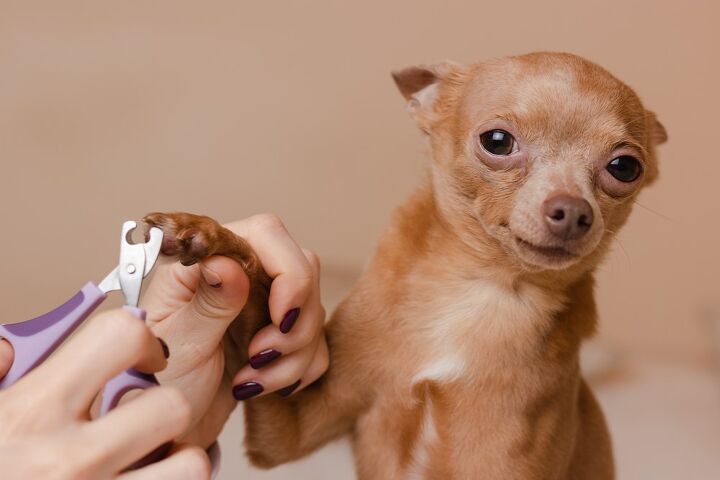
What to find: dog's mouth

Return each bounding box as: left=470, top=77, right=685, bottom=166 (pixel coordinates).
left=513, top=236, right=579, bottom=262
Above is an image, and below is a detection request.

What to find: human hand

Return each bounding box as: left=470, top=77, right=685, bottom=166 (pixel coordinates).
left=141, top=214, right=328, bottom=448
left=0, top=310, right=210, bottom=479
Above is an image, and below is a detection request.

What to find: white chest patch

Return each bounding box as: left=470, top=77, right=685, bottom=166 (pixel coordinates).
left=405, top=389, right=438, bottom=480
left=404, top=355, right=465, bottom=480
left=411, top=277, right=562, bottom=367
left=401, top=278, right=561, bottom=479
left=412, top=353, right=467, bottom=385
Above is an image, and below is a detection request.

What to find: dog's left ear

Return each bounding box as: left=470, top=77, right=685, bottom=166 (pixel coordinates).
left=391, top=62, right=465, bottom=131
left=646, top=110, right=668, bottom=145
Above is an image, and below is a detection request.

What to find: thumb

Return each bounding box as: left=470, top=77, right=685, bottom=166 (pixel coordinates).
left=155, top=256, right=250, bottom=351
left=192, top=255, right=251, bottom=325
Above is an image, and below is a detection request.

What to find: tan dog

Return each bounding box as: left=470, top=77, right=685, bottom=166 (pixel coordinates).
left=146, top=52, right=667, bottom=479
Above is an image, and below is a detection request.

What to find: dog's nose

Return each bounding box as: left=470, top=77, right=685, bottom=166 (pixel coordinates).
left=542, top=194, right=594, bottom=240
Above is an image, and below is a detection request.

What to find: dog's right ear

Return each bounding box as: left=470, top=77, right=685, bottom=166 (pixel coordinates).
left=391, top=62, right=464, bottom=131
left=645, top=110, right=668, bottom=146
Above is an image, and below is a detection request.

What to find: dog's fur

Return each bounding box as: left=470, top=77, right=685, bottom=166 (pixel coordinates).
left=146, top=52, right=666, bottom=479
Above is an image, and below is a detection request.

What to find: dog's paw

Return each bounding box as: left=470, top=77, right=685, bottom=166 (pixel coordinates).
left=143, top=212, right=229, bottom=267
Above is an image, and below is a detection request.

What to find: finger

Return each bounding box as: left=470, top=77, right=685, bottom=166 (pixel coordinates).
left=231, top=337, right=319, bottom=400
left=245, top=270, right=324, bottom=368
left=294, top=333, right=329, bottom=394
left=0, top=338, right=14, bottom=379
left=224, top=215, right=315, bottom=333
left=31, top=309, right=167, bottom=411
left=149, top=256, right=250, bottom=357
left=84, top=386, right=193, bottom=475
left=117, top=444, right=211, bottom=480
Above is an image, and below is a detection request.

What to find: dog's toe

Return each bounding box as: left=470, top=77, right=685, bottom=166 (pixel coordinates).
left=177, top=228, right=210, bottom=265
left=143, top=212, right=224, bottom=265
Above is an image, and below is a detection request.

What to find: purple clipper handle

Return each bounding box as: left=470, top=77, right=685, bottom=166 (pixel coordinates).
left=99, top=306, right=160, bottom=415
left=101, top=306, right=169, bottom=470
left=0, top=282, right=106, bottom=389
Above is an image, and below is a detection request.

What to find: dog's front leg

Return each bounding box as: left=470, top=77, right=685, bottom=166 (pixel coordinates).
left=144, top=212, right=369, bottom=467
left=243, top=309, right=370, bottom=468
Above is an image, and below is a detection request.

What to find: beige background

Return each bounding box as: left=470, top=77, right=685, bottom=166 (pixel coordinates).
left=1, top=1, right=718, bottom=478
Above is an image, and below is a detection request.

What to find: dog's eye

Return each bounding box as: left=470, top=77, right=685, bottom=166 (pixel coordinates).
left=606, top=155, right=642, bottom=183
left=479, top=130, right=516, bottom=156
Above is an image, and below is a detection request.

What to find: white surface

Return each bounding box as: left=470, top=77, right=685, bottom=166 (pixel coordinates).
left=594, top=355, right=720, bottom=480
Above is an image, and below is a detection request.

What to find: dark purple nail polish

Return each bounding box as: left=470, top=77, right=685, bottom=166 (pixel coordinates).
left=158, top=338, right=170, bottom=359
left=249, top=349, right=282, bottom=369
left=277, top=379, right=301, bottom=397
left=280, top=308, right=300, bottom=334
left=232, top=381, right=264, bottom=401
left=181, top=258, right=198, bottom=267
left=209, top=282, right=222, bottom=289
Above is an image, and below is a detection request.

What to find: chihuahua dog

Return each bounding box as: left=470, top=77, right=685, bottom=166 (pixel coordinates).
left=145, top=52, right=666, bottom=479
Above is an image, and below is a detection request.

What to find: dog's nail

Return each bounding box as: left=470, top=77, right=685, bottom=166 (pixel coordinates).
left=200, top=264, right=222, bottom=289
left=277, top=380, right=301, bottom=397
left=233, top=382, right=264, bottom=401
left=188, top=235, right=208, bottom=259
left=279, top=308, right=300, bottom=334
left=249, top=349, right=282, bottom=369
left=157, top=338, right=170, bottom=359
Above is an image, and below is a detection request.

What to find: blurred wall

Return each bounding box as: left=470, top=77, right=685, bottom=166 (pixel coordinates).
left=1, top=0, right=718, bottom=364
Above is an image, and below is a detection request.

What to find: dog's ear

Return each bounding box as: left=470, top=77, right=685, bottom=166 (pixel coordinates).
left=646, top=110, right=668, bottom=145
left=391, top=62, right=464, bottom=131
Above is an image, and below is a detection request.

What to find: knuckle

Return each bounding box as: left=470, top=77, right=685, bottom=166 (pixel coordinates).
left=94, top=310, right=146, bottom=346
left=68, top=436, right=108, bottom=478
left=301, top=248, right=321, bottom=273
left=33, top=446, right=65, bottom=473
left=91, top=310, right=120, bottom=333
left=180, top=447, right=212, bottom=479
left=161, top=387, right=193, bottom=427
left=250, top=213, right=285, bottom=232
left=316, top=347, right=330, bottom=375
left=293, top=271, right=314, bottom=294
left=119, top=320, right=148, bottom=355
left=55, top=458, right=92, bottom=480
left=294, top=325, right=317, bottom=347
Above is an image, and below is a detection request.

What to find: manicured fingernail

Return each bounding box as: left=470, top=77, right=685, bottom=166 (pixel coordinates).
left=200, top=264, right=222, bottom=288
left=158, top=338, right=170, bottom=359
left=280, top=308, right=300, bottom=334
left=249, top=349, right=282, bottom=369
left=232, top=382, right=264, bottom=401
left=181, top=258, right=198, bottom=267
left=277, top=379, right=301, bottom=397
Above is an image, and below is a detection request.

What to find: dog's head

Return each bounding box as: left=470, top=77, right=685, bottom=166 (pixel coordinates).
left=393, top=52, right=666, bottom=274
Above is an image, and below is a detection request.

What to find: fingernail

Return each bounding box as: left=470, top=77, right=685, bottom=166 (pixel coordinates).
left=249, top=349, right=282, bottom=369
left=158, top=338, right=170, bottom=359
left=232, top=381, right=264, bottom=401
left=181, top=258, right=198, bottom=267
left=277, top=379, right=301, bottom=397
left=280, top=308, right=300, bottom=334
left=200, top=264, right=222, bottom=288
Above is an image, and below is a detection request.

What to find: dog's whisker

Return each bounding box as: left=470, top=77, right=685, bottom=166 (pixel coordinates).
left=632, top=200, right=676, bottom=223
left=608, top=232, right=631, bottom=267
